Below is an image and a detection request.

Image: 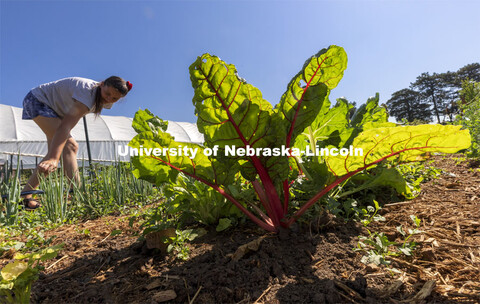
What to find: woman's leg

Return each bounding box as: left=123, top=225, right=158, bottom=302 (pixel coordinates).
left=61, top=137, right=80, bottom=185
left=22, top=116, right=80, bottom=206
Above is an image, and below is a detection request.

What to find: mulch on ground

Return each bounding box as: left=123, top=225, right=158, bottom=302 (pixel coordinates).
left=1, top=154, right=479, bottom=303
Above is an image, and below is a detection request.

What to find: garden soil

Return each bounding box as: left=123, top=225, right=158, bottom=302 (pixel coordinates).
left=2, top=154, right=479, bottom=303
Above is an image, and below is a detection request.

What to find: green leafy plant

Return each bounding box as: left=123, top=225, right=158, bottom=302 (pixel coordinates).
left=359, top=200, right=385, bottom=227
left=396, top=215, right=422, bottom=256
left=23, top=231, right=55, bottom=251
left=396, top=161, right=442, bottom=190
left=0, top=244, right=63, bottom=304
left=357, top=231, right=397, bottom=267
left=162, top=173, right=247, bottom=229
left=335, top=166, right=417, bottom=200
left=138, top=206, right=205, bottom=260
left=167, top=228, right=205, bottom=260
left=139, top=205, right=178, bottom=237
left=131, top=45, right=471, bottom=232
left=0, top=240, right=25, bottom=257
left=356, top=215, right=422, bottom=267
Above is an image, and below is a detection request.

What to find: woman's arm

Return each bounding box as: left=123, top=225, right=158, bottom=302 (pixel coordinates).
left=38, top=101, right=90, bottom=173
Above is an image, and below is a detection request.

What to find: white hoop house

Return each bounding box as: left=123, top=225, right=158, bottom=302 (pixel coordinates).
left=0, top=104, right=203, bottom=168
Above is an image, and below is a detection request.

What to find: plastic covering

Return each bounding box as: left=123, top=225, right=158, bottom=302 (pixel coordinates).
left=0, top=104, right=204, bottom=168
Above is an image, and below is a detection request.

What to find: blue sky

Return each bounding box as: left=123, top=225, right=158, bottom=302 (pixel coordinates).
left=1, top=0, right=479, bottom=123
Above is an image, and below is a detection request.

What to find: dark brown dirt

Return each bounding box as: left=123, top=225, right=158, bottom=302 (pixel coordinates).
left=1, top=154, right=479, bottom=303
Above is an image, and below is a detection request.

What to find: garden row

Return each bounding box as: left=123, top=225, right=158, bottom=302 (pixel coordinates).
left=1, top=45, right=479, bottom=303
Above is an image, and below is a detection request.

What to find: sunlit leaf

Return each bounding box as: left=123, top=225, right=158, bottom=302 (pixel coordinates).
left=325, top=125, right=471, bottom=177
left=1, top=261, right=28, bottom=282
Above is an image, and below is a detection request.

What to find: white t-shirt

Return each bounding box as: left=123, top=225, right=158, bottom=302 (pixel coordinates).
left=30, top=77, right=101, bottom=118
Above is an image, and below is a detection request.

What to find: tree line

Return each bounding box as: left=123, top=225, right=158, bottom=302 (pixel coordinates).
left=386, top=63, right=480, bottom=123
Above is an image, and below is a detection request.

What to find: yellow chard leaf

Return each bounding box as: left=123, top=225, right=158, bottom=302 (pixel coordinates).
left=1, top=261, right=28, bottom=282
left=325, top=124, right=471, bottom=177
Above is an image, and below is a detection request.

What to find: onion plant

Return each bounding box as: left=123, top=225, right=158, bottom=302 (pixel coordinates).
left=0, top=158, right=22, bottom=226
left=70, top=161, right=157, bottom=218
left=38, top=169, right=72, bottom=223
left=97, top=162, right=129, bottom=207
left=70, top=166, right=102, bottom=217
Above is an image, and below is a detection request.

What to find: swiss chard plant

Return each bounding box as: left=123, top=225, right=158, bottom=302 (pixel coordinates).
left=130, top=45, right=470, bottom=232
left=0, top=244, right=63, bottom=304
left=292, top=95, right=417, bottom=208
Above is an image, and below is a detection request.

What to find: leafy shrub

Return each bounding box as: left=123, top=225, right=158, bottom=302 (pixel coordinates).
left=455, top=80, right=480, bottom=157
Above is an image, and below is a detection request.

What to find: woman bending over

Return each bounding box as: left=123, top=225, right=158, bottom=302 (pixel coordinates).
left=21, top=76, right=132, bottom=209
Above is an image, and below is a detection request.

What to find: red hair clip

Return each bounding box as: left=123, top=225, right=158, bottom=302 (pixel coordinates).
left=126, top=81, right=133, bottom=91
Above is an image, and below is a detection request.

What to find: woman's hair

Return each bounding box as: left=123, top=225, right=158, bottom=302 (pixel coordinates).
left=92, top=76, right=131, bottom=115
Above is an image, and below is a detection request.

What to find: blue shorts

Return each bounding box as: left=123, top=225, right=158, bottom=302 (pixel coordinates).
left=22, top=91, right=60, bottom=120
